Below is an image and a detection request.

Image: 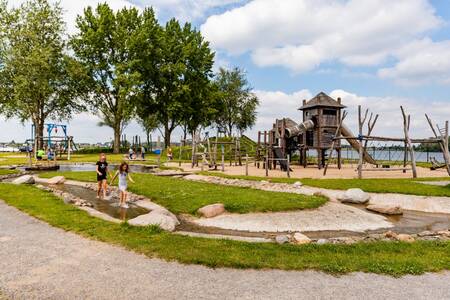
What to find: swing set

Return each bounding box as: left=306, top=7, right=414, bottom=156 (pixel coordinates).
left=28, top=123, right=77, bottom=161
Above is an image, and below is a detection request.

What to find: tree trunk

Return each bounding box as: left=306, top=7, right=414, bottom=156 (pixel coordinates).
left=146, top=130, right=150, bottom=148
left=164, top=124, right=171, bottom=148
left=113, top=123, right=121, bottom=154
left=35, top=120, right=44, bottom=150
left=183, top=125, right=188, bottom=146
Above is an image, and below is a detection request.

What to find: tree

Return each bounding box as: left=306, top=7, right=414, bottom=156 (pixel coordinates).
left=0, top=0, right=86, bottom=149
left=71, top=4, right=150, bottom=153
left=138, top=19, right=215, bottom=147
left=213, top=67, right=259, bottom=136
left=137, top=114, right=159, bottom=149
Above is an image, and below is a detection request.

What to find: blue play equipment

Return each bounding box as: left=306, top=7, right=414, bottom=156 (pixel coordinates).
left=31, top=123, right=68, bottom=149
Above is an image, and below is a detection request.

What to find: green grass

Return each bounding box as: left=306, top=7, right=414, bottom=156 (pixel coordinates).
left=0, top=168, right=18, bottom=175
left=199, top=171, right=450, bottom=197
left=1, top=183, right=449, bottom=276
left=0, top=152, right=162, bottom=166
left=39, top=171, right=327, bottom=214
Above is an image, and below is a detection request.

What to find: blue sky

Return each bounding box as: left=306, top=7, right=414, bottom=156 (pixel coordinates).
left=2, top=0, right=450, bottom=143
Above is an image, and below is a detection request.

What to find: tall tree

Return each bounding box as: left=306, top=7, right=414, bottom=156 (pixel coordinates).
left=137, top=114, right=159, bottom=149
left=213, top=67, right=259, bottom=136
left=71, top=4, right=149, bottom=153
left=138, top=19, right=215, bottom=147
left=0, top=0, right=86, bottom=149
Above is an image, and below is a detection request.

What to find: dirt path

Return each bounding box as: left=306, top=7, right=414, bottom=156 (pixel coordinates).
left=0, top=201, right=449, bottom=300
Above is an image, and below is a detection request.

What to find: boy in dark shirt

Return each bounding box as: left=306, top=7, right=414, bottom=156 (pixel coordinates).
left=96, top=153, right=110, bottom=199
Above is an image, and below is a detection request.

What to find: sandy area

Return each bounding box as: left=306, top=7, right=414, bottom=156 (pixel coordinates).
left=194, top=202, right=393, bottom=233
left=169, top=162, right=448, bottom=179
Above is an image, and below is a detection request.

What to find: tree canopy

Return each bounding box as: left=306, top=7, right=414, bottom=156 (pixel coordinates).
left=70, top=4, right=157, bottom=153
left=0, top=0, right=86, bottom=149
left=213, top=67, right=259, bottom=136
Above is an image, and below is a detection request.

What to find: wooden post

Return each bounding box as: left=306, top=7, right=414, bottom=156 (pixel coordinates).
left=191, top=131, right=196, bottom=168
left=67, top=138, right=71, bottom=161
left=287, top=154, right=290, bottom=178
left=265, top=153, right=269, bottom=177
left=358, top=105, right=363, bottom=179
left=221, top=144, right=225, bottom=172
left=401, top=106, right=417, bottom=178
left=425, top=114, right=450, bottom=175
left=245, top=154, right=249, bottom=176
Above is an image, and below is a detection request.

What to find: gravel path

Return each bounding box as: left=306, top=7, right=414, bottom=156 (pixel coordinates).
left=1, top=201, right=449, bottom=300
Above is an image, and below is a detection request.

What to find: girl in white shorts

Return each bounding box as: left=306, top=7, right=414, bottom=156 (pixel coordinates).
left=111, top=162, right=135, bottom=208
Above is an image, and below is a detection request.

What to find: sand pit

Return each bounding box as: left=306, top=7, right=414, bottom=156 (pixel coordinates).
left=169, top=162, right=447, bottom=179
left=194, top=202, right=393, bottom=233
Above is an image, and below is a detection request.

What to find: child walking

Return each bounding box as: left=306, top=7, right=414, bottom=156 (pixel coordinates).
left=111, top=162, right=135, bottom=208
left=96, top=153, right=110, bottom=199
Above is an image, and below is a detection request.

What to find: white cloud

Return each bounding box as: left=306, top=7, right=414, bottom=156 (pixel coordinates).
left=138, top=0, right=246, bottom=23
left=378, top=39, right=450, bottom=86
left=201, top=0, right=442, bottom=73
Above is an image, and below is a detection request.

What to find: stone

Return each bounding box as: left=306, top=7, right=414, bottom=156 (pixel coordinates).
left=12, top=175, right=35, bottom=185
left=384, top=230, right=398, bottom=239
left=197, top=203, right=226, bottom=218
left=366, top=204, right=403, bottom=215
left=275, top=235, right=289, bottom=244
left=260, top=180, right=269, bottom=184
left=337, top=188, right=370, bottom=204
left=292, top=232, right=311, bottom=244
left=417, top=230, right=436, bottom=237
left=396, top=234, right=415, bottom=242
left=47, top=176, right=65, bottom=185
left=128, top=211, right=179, bottom=231
left=292, top=181, right=303, bottom=188
left=316, top=238, right=329, bottom=245
left=437, top=230, right=450, bottom=237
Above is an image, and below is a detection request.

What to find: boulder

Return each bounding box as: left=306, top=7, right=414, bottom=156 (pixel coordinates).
left=337, top=188, right=370, bottom=204
left=384, top=230, right=398, bottom=239
left=366, top=204, right=403, bottom=215
left=396, top=234, right=415, bottom=243
left=292, top=181, right=303, bottom=188
left=128, top=210, right=179, bottom=231
left=197, top=203, right=226, bottom=218
left=47, top=176, right=65, bottom=185
left=275, top=235, right=289, bottom=244
left=12, top=175, right=35, bottom=185
left=316, top=239, right=329, bottom=245
left=292, top=232, right=311, bottom=245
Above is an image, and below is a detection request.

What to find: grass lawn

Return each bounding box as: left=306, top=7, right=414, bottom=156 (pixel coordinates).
left=200, top=171, right=450, bottom=197
left=0, top=168, right=18, bottom=176
left=0, top=152, right=162, bottom=166
left=1, top=183, right=449, bottom=276
left=39, top=171, right=327, bottom=214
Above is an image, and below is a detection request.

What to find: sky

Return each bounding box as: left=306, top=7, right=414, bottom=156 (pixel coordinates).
left=2, top=0, right=450, bottom=144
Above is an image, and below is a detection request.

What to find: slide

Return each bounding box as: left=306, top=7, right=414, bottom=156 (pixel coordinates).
left=340, top=124, right=377, bottom=165
left=273, top=147, right=289, bottom=171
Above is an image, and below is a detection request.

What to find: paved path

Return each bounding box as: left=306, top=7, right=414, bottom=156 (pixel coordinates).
left=1, top=201, right=449, bottom=300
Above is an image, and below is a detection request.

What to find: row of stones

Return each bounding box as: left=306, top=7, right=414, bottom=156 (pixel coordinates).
left=276, top=230, right=450, bottom=245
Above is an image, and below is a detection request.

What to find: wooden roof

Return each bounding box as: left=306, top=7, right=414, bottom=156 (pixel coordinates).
left=299, top=92, right=346, bottom=110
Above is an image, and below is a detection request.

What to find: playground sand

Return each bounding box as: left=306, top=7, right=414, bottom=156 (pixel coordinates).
left=171, top=163, right=448, bottom=179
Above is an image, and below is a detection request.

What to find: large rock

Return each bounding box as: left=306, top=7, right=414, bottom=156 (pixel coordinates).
left=292, top=232, right=311, bottom=245
left=292, top=181, right=303, bottom=188
left=396, top=234, right=415, bottom=243
left=366, top=204, right=403, bottom=215
left=337, top=188, right=370, bottom=204
left=47, top=176, right=65, bottom=185
left=197, top=203, right=226, bottom=218
left=12, top=175, right=35, bottom=185
left=275, top=235, right=289, bottom=244
left=128, top=210, right=179, bottom=231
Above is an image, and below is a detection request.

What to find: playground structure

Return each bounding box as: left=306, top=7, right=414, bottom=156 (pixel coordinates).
left=257, top=92, right=450, bottom=178
left=189, top=129, right=245, bottom=170
left=28, top=123, right=77, bottom=161
left=257, top=92, right=376, bottom=172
